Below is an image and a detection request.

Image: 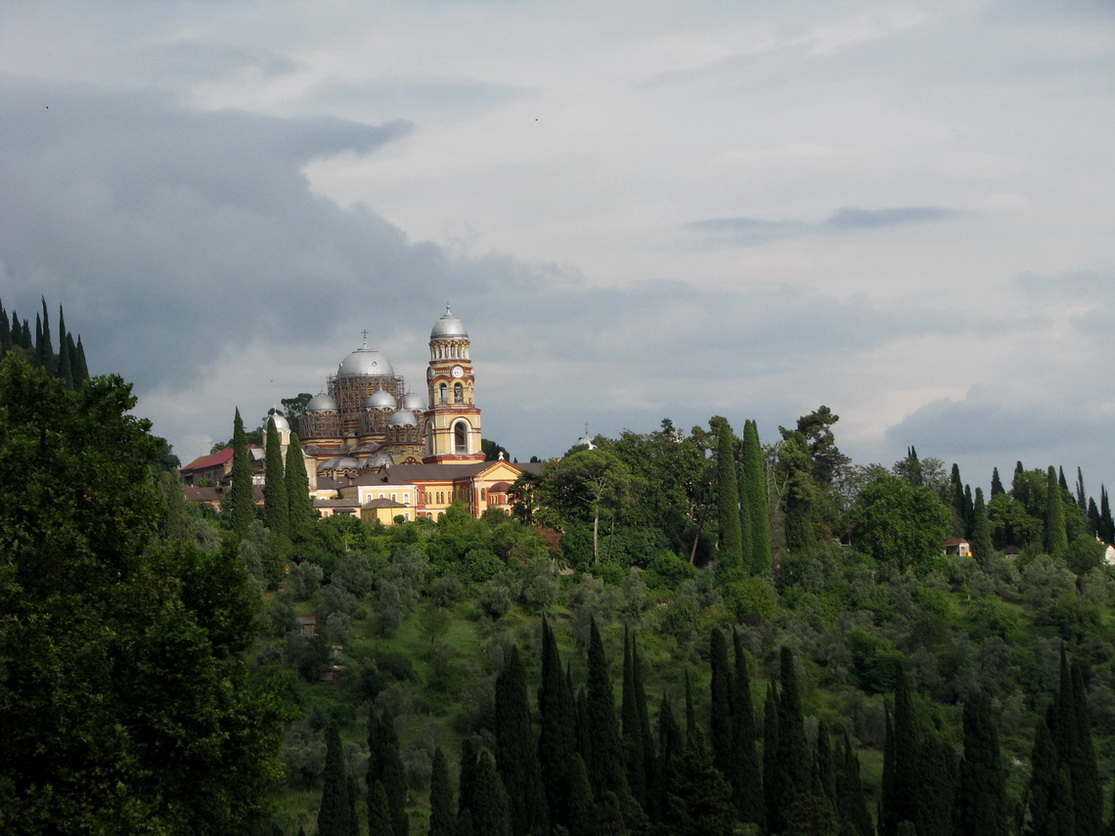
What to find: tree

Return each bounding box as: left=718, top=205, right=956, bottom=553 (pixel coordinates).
left=970, top=487, right=995, bottom=564
left=319, top=722, right=355, bottom=836
left=429, top=747, right=455, bottom=836
left=774, top=646, right=809, bottom=833
left=494, top=644, right=546, bottom=835
left=224, top=407, right=255, bottom=536
left=471, top=750, right=512, bottom=836
left=263, top=416, right=289, bottom=538
left=368, top=707, right=408, bottom=836
left=711, top=416, right=744, bottom=569
left=622, top=629, right=648, bottom=809
left=954, top=692, right=1008, bottom=836
left=285, top=431, right=315, bottom=540
left=0, top=357, right=291, bottom=833
left=731, top=629, right=764, bottom=828
left=538, top=617, right=578, bottom=829
left=585, top=619, right=628, bottom=802
left=1044, top=466, right=1069, bottom=558
left=741, top=419, right=772, bottom=573
left=849, top=472, right=952, bottom=572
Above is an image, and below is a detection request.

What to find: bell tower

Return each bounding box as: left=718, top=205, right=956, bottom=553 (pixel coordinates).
left=423, top=305, right=484, bottom=463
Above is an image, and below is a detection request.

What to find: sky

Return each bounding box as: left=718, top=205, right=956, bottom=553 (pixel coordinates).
left=1, top=0, right=1113, bottom=492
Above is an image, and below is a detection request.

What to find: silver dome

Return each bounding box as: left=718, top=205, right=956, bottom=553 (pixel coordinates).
left=338, top=347, right=395, bottom=377
left=307, top=393, right=338, bottom=412
left=401, top=391, right=425, bottom=410
left=366, top=389, right=397, bottom=410
left=336, top=456, right=360, bottom=470
left=387, top=409, right=418, bottom=428
left=267, top=413, right=290, bottom=431
left=430, top=305, right=467, bottom=340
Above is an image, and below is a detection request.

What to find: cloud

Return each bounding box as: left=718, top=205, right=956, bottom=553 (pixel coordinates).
left=683, top=205, right=961, bottom=247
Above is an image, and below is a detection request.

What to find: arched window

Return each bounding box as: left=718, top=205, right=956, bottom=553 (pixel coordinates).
left=454, top=382, right=464, bottom=403
left=439, top=383, right=448, bottom=405
left=425, top=422, right=434, bottom=455
left=453, top=421, right=469, bottom=454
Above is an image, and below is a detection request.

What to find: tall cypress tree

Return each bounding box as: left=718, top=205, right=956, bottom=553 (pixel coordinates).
left=368, top=707, right=408, bottom=836
left=472, top=750, right=512, bottom=836
left=369, top=780, right=395, bottom=836
left=991, top=467, right=1005, bottom=497
left=711, top=416, right=743, bottom=570
left=318, top=722, right=353, bottom=836
left=586, top=618, right=628, bottom=803
left=632, top=634, right=656, bottom=820
left=654, top=696, right=683, bottom=825
left=1044, top=466, right=1068, bottom=558
left=538, top=618, right=577, bottom=828
left=1047, top=652, right=1103, bottom=834
left=223, top=408, right=255, bottom=536
left=1101, top=486, right=1115, bottom=545
left=1026, top=713, right=1076, bottom=836
left=954, top=691, right=1008, bottom=836
left=835, top=727, right=873, bottom=836
left=950, top=464, right=967, bottom=535
left=731, top=629, right=763, bottom=829
left=762, top=682, right=780, bottom=830
left=285, top=431, right=315, bottom=540
left=567, top=753, right=597, bottom=836
left=263, top=416, right=289, bottom=537
left=494, top=644, right=545, bottom=835
left=55, top=305, right=73, bottom=389
left=742, top=419, right=771, bottom=574
left=1075, top=466, right=1087, bottom=510
left=74, top=334, right=89, bottom=382
left=621, top=629, right=647, bottom=810
left=458, top=737, right=477, bottom=820
left=774, top=646, right=809, bottom=833
left=707, top=628, right=735, bottom=792
left=429, top=747, right=455, bottom=836
left=971, top=487, right=994, bottom=564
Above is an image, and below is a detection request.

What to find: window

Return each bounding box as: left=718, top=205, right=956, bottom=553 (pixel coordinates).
left=454, top=382, right=464, bottom=403
left=453, top=421, right=469, bottom=454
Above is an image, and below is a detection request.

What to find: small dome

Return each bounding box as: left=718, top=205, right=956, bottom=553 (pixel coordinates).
left=366, top=389, right=397, bottom=410
left=388, top=409, right=418, bottom=428
left=362, top=451, right=395, bottom=469
left=337, top=456, right=360, bottom=470
left=267, top=413, right=290, bottom=431
left=575, top=435, right=596, bottom=450
left=431, top=305, right=468, bottom=340
left=401, top=391, right=425, bottom=410
left=338, top=346, right=395, bottom=378
left=307, top=393, right=338, bottom=412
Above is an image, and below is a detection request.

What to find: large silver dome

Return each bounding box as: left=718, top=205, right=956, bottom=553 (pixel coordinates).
left=401, top=391, right=425, bottom=410
left=430, top=305, right=467, bottom=340
left=366, top=389, right=397, bottom=410
left=307, top=393, right=338, bottom=412
left=387, top=409, right=418, bottom=428
left=267, top=413, right=290, bottom=431
left=338, top=346, right=395, bottom=377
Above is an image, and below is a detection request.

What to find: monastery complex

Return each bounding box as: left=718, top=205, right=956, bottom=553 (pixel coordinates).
left=180, top=307, right=537, bottom=524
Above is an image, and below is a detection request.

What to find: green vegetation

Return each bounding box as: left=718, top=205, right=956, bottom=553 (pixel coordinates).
left=10, top=312, right=1115, bottom=835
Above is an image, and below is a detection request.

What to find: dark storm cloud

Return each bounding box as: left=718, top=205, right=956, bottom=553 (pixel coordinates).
left=683, top=205, right=961, bottom=247
left=0, top=76, right=431, bottom=389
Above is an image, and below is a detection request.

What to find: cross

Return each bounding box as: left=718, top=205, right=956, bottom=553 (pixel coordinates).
left=361, top=329, right=369, bottom=346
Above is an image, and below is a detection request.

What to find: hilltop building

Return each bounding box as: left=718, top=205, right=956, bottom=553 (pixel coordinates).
left=259, top=306, right=536, bottom=523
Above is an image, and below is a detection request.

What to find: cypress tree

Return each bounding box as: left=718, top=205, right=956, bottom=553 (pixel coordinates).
left=762, top=682, right=780, bottom=831
left=33, top=312, right=42, bottom=367
left=368, top=707, right=408, bottom=836
left=74, top=334, right=89, bottom=382
left=285, top=431, right=315, bottom=540
left=954, top=691, right=1008, bottom=836
left=1027, top=714, right=1075, bottom=836
left=1101, top=486, right=1115, bottom=545
left=971, top=487, right=994, bottom=564
left=263, top=416, right=289, bottom=537
left=471, top=750, right=512, bottom=836
left=835, top=727, right=873, bottom=836
left=458, top=738, right=477, bottom=820
left=1050, top=652, right=1103, bottom=834
left=369, top=779, right=396, bottom=836
left=318, top=722, right=353, bottom=836
left=912, top=735, right=957, bottom=836
left=453, top=809, right=473, bottom=836
left=774, top=646, right=809, bottom=833
left=56, top=305, right=73, bottom=388
left=223, top=408, right=255, bottom=536
left=631, top=634, right=656, bottom=818
left=429, top=747, right=455, bottom=836
left=21, top=317, right=33, bottom=351
left=621, top=629, right=647, bottom=810
left=1059, top=466, right=1069, bottom=494
left=731, top=629, right=763, bottom=829
left=991, top=467, right=1005, bottom=497
left=742, top=419, right=771, bottom=574
left=494, top=644, right=545, bottom=835
left=1075, top=467, right=1087, bottom=511
left=586, top=618, right=628, bottom=802
left=1088, top=497, right=1101, bottom=539
left=0, top=302, right=9, bottom=356
left=707, top=628, right=735, bottom=790
left=964, top=483, right=974, bottom=536
left=567, top=754, right=597, bottom=836
left=666, top=728, right=735, bottom=836
left=654, top=696, right=683, bottom=824
left=711, top=416, right=743, bottom=570
left=538, top=617, right=577, bottom=828
left=950, top=463, right=966, bottom=535
left=881, top=704, right=897, bottom=836
left=1044, top=466, right=1068, bottom=558
left=888, top=662, right=919, bottom=835
left=814, top=720, right=836, bottom=807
